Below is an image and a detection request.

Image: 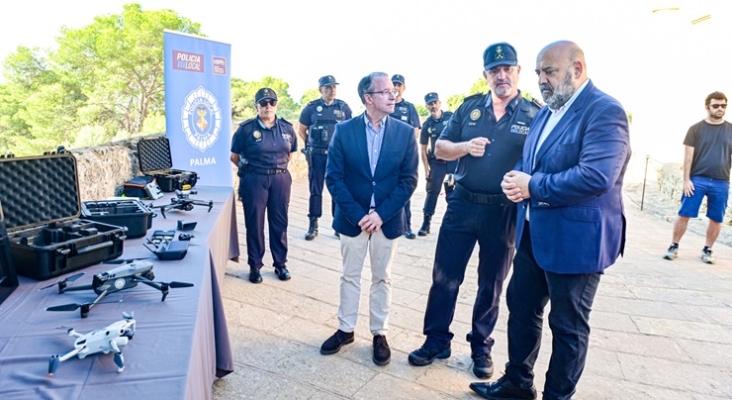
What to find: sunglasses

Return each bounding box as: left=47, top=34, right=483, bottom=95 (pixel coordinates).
left=258, top=99, right=277, bottom=107
left=710, top=104, right=727, bottom=109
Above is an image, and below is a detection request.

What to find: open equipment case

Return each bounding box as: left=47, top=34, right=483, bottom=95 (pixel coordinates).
left=137, top=137, right=198, bottom=192
left=81, top=200, right=155, bottom=238
left=0, top=151, right=127, bottom=280
left=0, top=200, right=19, bottom=305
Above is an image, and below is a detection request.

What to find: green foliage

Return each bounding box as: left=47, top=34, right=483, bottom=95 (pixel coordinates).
left=446, top=94, right=465, bottom=112
left=300, top=89, right=320, bottom=106
left=231, top=76, right=300, bottom=122
left=469, top=79, right=488, bottom=95
left=0, top=3, right=202, bottom=156
left=415, top=104, right=429, bottom=117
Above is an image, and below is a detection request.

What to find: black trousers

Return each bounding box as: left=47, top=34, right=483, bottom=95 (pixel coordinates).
left=422, top=159, right=457, bottom=216
left=308, top=153, right=334, bottom=218
left=505, top=221, right=601, bottom=400
left=422, top=192, right=516, bottom=354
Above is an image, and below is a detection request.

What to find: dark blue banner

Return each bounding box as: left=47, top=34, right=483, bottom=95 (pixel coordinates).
left=164, top=31, right=232, bottom=187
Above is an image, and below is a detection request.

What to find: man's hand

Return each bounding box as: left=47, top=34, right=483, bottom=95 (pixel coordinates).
left=358, top=211, right=383, bottom=234
left=683, top=179, right=695, bottom=197
left=501, top=170, right=532, bottom=203
left=466, top=137, right=491, bottom=157
left=424, top=166, right=430, bottom=180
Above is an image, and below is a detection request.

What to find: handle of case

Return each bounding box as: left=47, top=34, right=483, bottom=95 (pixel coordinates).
left=75, top=241, right=113, bottom=254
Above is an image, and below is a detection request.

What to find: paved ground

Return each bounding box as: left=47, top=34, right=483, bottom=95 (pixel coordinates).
left=213, top=177, right=732, bottom=400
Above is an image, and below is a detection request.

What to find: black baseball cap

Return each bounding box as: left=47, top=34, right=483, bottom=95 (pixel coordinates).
left=391, top=74, right=405, bottom=85
left=424, top=92, right=439, bottom=103
left=483, top=42, right=518, bottom=70
left=318, top=75, right=339, bottom=87
left=255, top=87, right=278, bottom=102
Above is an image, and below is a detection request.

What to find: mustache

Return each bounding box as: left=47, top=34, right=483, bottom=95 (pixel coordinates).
left=539, top=84, right=553, bottom=92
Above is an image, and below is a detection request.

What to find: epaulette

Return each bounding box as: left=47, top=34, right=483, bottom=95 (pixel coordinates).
left=307, top=99, right=321, bottom=106
left=239, top=118, right=255, bottom=126
left=336, top=99, right=346, bottom=107
left=530, top=97, right=545, bottom=109
left=278, top=117, right=293, bottom=126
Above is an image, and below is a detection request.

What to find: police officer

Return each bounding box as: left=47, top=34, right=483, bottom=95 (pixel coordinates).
left=418, top=92, right=455, bottom=236
left=390, top=74, right=422, bottom=239
left=230, top=88, right=297, bottom=284
left=298, top=75, right=353, bottom=240
left=408, top=43, right=541, bottom=379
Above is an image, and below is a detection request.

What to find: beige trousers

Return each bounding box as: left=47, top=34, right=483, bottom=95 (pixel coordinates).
left=337, top=230, right=398, bottom=336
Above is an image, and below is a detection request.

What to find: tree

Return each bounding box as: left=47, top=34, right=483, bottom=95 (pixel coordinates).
left=231, top=76, right=300, bottom=122
left=300, top=89, right=320, bottom=106
left=415, top=104, right=429, bottom=117
left=469, top=78, right=488, bottom=95
left=446, top=94, right=465, bottom=111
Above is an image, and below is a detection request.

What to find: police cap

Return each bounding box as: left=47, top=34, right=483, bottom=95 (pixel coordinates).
left=318, top=75, right=339, bottom=87
left=255, top=87, right=278, bottom=103
left=483, top=42, right=518, bottom=70
left=424, top=92, right=439, bottom=104
left=391, top=74, right=405, bottom=85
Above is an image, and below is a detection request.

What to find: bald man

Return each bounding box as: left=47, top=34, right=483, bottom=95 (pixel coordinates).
left=470, top=41, right=630, bottom=400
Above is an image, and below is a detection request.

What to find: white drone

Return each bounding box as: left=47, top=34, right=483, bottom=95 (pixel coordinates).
left=48, top=312, right=136, bottom=375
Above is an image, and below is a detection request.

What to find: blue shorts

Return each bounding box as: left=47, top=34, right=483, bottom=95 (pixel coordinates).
left=678, top=176, right=730, bottom=223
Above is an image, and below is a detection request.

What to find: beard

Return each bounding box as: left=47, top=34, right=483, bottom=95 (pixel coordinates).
left=540, top=68, right=574, bottom=109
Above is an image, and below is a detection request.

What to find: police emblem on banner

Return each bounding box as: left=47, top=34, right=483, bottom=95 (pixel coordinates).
left=181, top=86, right=222, bottom=152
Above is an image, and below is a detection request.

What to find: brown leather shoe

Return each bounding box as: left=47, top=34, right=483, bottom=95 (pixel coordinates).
left=372, top=335, right=391, bottom=365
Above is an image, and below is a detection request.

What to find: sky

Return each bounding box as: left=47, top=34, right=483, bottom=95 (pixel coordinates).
left=1, top=0, right=731, bottom=181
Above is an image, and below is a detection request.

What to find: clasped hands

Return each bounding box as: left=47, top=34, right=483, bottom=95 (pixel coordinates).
left=358, top=210, right=383, bottom=234
left=501, top=170, right=532, bottom=203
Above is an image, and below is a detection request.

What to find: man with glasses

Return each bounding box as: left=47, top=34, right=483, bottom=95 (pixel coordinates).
left=230, top=88, right=297, bottom=284
left=320, top=72, right=418, bottom=366
left=390, top=74, right=422, bottom=239
left=298, top=75, right=353, bottom=241
left=664, top=91, right=732, bottom=264
left=417, top=92, right=455, bottom=236
left=408, top=43, right=541, bottom=380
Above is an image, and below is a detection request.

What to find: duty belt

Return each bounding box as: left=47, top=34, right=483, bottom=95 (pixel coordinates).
left=455, top=182, right=509, bottom=205
left=243, top=167, right=287, bottom=175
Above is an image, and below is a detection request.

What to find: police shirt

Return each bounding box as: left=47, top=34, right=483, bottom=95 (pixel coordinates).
left=231, top=116, right=297, bottom=171
left=439, top=91, right=540, bottom=193
left=420, top=110, right=454, bottom=160
left=298, top=98, right=352, bottom=149
left=390, top=99, right=422, bottom=129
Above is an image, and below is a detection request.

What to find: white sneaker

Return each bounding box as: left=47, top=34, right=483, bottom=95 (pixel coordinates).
left=663, top=245, right=678, bottom=260
left=701, top=249, right=714, bottom=264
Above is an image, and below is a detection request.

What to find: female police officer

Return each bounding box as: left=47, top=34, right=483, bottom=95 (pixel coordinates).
left=230, top=88, right=297, bottom=284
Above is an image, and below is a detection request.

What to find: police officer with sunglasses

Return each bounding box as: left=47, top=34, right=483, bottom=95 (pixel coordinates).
left=230, top=88, right=298, bottom=284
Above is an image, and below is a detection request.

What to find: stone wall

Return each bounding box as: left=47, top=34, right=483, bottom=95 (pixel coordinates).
left=70, top=131, right=308, bottom=201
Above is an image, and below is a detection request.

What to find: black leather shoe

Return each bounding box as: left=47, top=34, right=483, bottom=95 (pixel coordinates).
left=373, top=335, right=391, bottom=366
left=404, top=229, right=416, bottom=240
left=249, top=269, right=262, bottom=284
left=320, top=330, right=354, bottom=355
left=469, top=376, right=537, bottom=400
left=408, top=343, right=451, bottom=366
left=275, top=266, right=291, bottom=281
left=305, top=217, right=318, bottom=241
left=472, top=352, right=494, bottom=379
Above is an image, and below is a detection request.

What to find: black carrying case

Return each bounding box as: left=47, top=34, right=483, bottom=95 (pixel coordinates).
left=0, top=200, right=19, bottom=305
left=0, top=152, right=127, bottom=280
left=81, top=200, right=154, bottom=239
left=137, top=137, right=198, bottom=192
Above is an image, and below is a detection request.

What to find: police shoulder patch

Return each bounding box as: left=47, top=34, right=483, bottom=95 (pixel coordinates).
left=308, top=99, right=320, bottom=106
left=239, top=118, right=256, bottom=126
left=531, top=98, right=545, bottom=109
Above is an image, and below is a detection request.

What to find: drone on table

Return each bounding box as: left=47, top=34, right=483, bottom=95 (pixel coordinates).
left=152, top=189, right=213, bottom=218
left=48, top=312, right=136, bottom=375
left=42, top=260, right=194, bottom=318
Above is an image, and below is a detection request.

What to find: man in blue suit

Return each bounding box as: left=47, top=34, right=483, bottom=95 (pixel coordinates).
left=320, top=72, right=418, bottom=366
left=470, top=41, right=630, bottom=400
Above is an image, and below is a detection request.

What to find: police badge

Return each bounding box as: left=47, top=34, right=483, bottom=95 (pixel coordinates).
left=470, top=109, right=481, bottom=121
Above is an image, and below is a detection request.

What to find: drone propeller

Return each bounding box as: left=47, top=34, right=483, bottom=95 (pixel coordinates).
left=113, top=353, right=125, bottom=372
left=48, top=355, right=61, bottom=376
left=122, top=311, right=135, bottom=320
left=39, top=272, right=85, bottom=290
left=46, top=299, right=123, bottom=312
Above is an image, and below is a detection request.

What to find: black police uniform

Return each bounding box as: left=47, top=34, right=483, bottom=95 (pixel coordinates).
left=299, top=98, right=352, bottom=219
left=389, top=99, right=421, bottom=235
left=231, top=116, right=297, bottom=275
left=422, top=91, right=540, bottom=356
left=419, top=110, right=455, bottom=232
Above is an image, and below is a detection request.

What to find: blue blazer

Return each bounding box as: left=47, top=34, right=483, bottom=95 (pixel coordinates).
left=326, top=113, right=418, bottom=239
left=517, top=81, right=631, bottom=274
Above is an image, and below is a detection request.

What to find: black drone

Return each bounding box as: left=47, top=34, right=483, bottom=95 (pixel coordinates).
left=152, top=189, right=213, bottom=218
left=41, top=261, right=194, bottom=318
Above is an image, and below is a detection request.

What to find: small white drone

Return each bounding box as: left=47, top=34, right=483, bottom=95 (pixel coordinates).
left=48, top=312, right=136, bottom=375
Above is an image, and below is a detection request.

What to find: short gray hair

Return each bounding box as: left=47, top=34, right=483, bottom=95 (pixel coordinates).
left=357, top=72, right=389, bottom=104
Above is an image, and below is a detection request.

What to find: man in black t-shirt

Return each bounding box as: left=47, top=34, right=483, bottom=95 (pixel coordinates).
left=664, top=91, right=732, bottom=264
